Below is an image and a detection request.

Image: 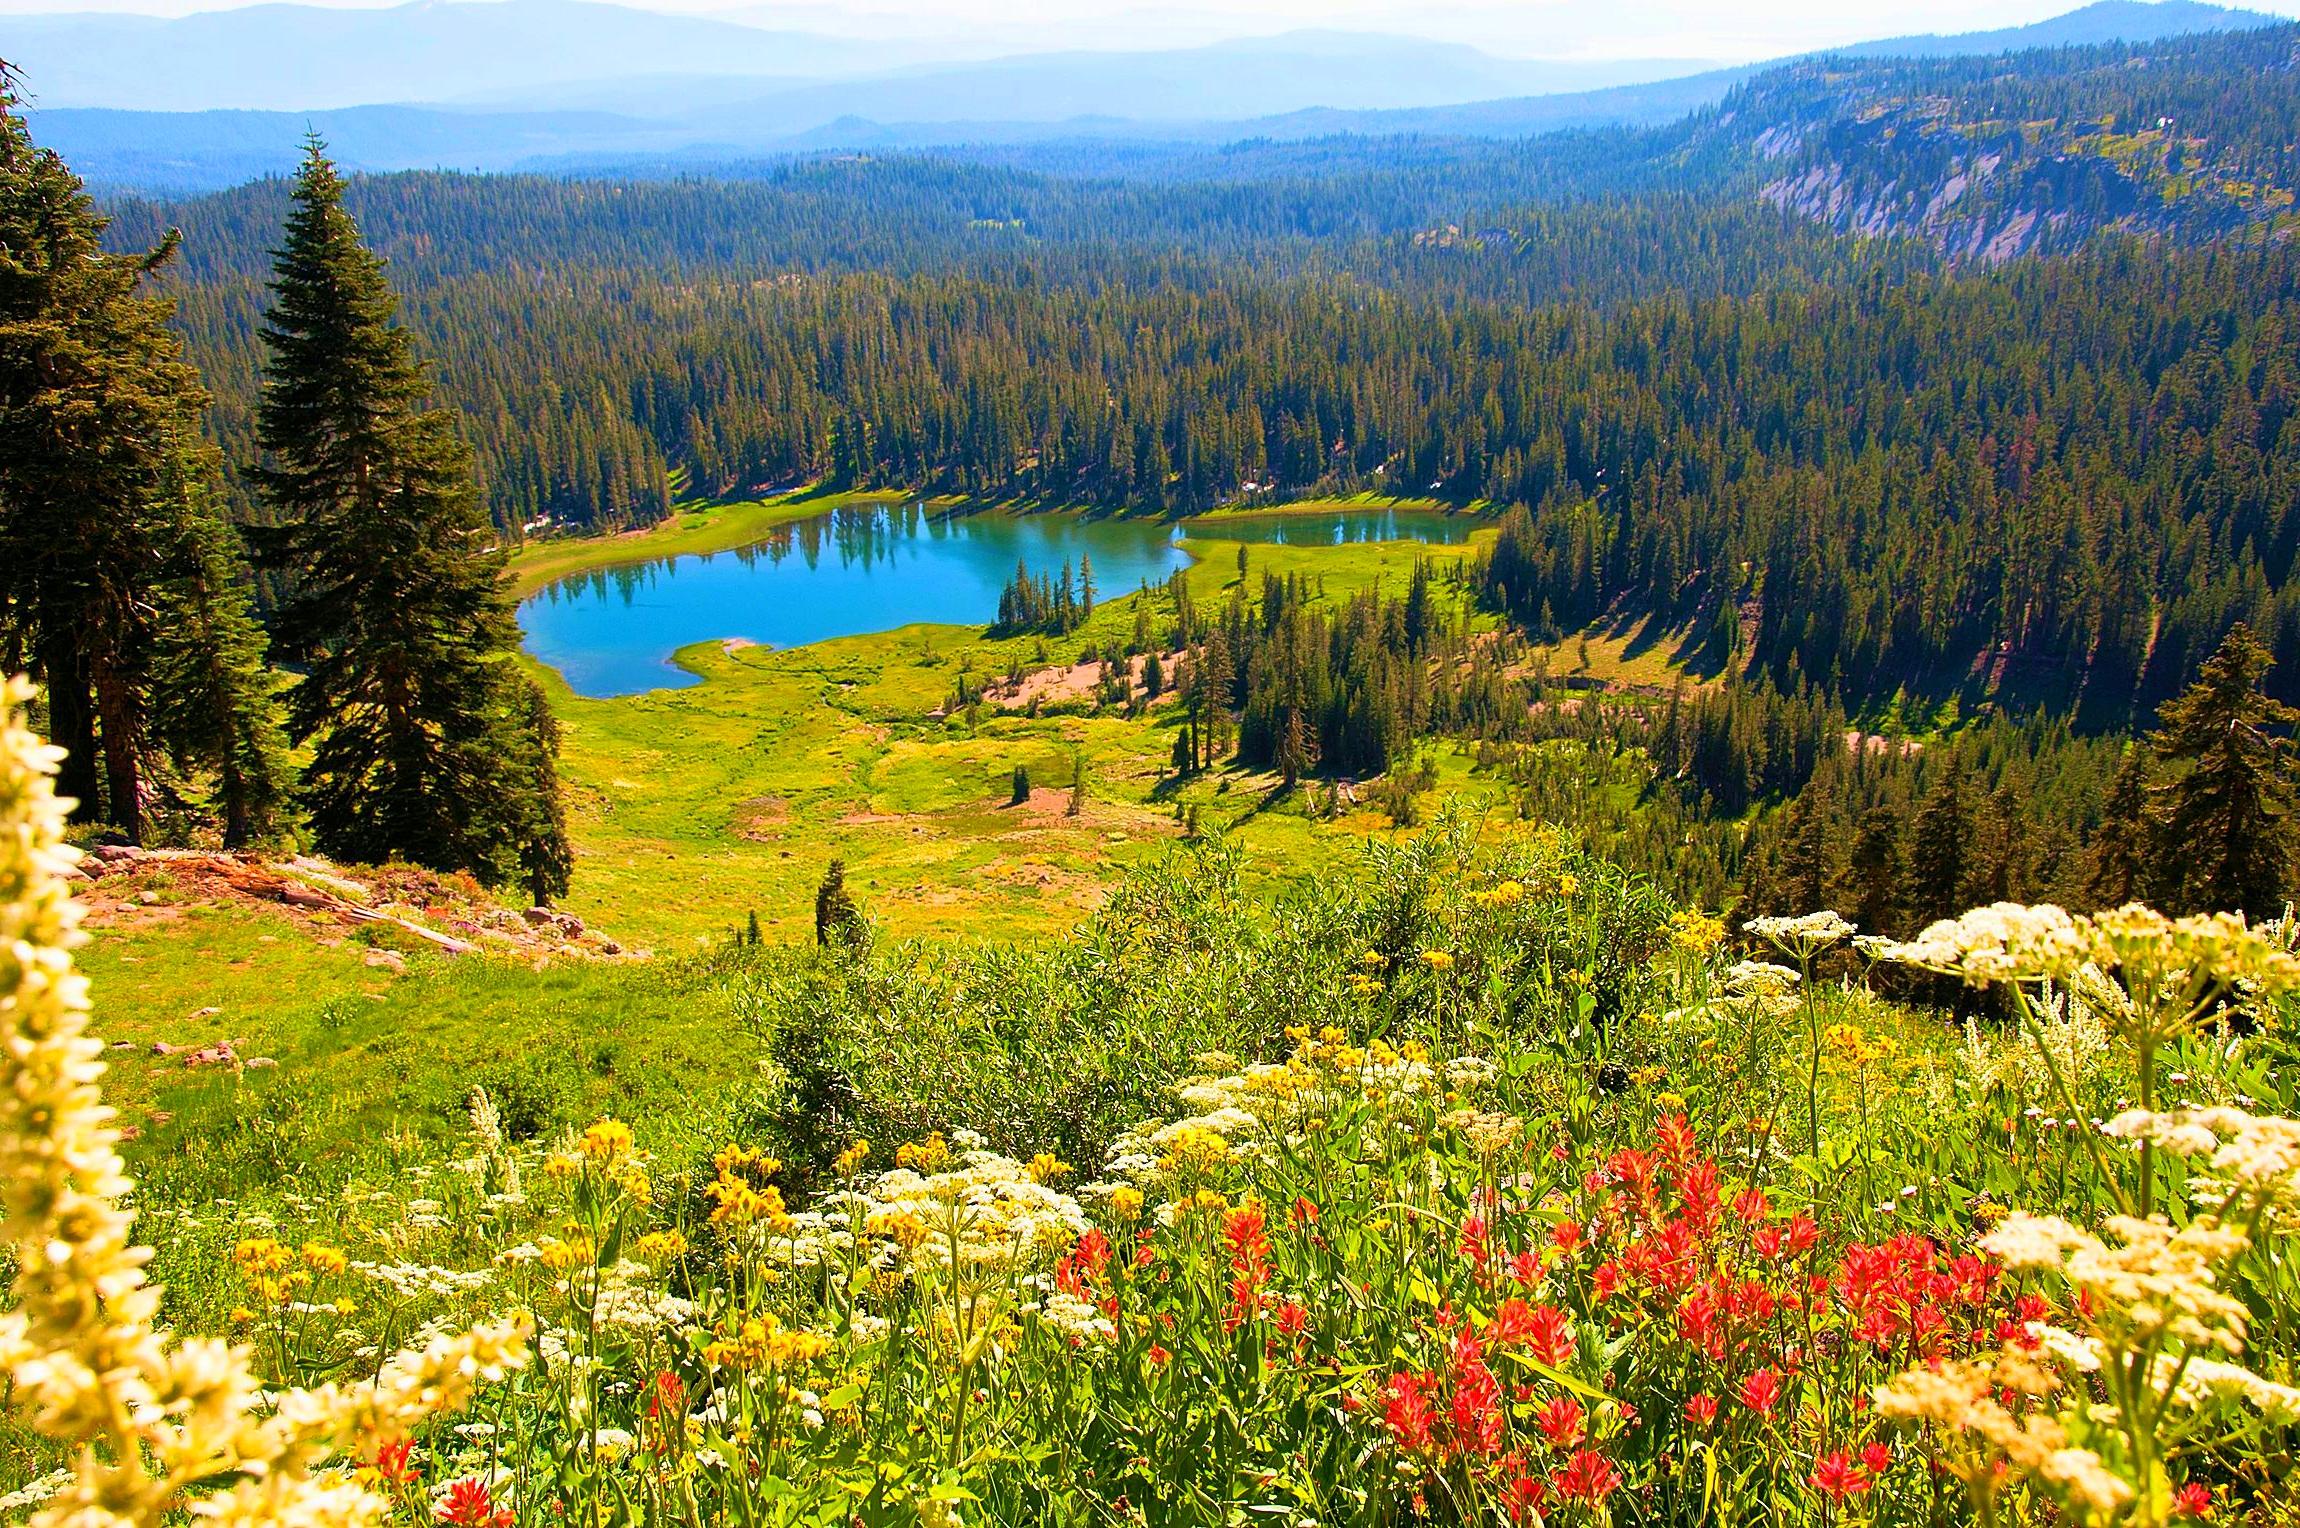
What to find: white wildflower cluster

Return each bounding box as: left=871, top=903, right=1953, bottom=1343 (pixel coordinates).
left=2101, top=1105, right=2300, bottom=1222
left=1955, top=990, right=2113, bottom=1107
left=857, top=1148, right=1092, bottom=1277
left=1037, top=1289, right=1118, bottom=1343
left=1874, top=902, right=2300, bottom=1007
left=1724, top=960, right=1800, bottom=997
left=1870, top=903, right=2091, bottom=985
left=1983, top=1212, right=2253, bottom=1356
left=1744, top=910, right=1855, bottom=959
left=352, top=1260, right=495, bottom=1300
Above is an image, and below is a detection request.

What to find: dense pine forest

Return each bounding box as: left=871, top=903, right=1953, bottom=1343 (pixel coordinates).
left=23, top=18, right=2300, bottom=912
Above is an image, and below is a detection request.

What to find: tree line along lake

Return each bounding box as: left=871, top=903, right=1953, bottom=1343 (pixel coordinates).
left=518, top=502, right=1481, bottom=697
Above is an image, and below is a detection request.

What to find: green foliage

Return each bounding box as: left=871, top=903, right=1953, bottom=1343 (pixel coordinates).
left=251, top=141, right=570, bottom=891
left=0, top=71, right=292, bottom=845
left=2148, top=622, right=2300, bottom=917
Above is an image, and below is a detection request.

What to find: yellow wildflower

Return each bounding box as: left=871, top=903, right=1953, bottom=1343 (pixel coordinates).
left=895, top=1133, right=951, bottom=1172
left=580, top=1119, right=634, bottom=1162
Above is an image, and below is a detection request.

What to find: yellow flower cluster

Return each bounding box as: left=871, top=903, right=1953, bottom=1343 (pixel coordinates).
left=701, top=1313, right=832, bottom=1371
left=549, top=1118, right=652, bottom=1201
left=1668, top=909, right=1726, bottom=955
left=895, top=1133, right=952, bottom=1172
left=232, top=1238, right=312, bottom=1306
left=867, top=1208, right=929, bottom=1252
left=1158, top=1125, right=1232, bottom=1177
left=633, top=1230, right=688, bottom=1262
left=707, top=1171, right=790, bottom=1231
left=538, top=1232, right=598, bottom=1273
left=0, top=677, right=529, bottom=1527
left=834, top=1138, right=873, bottom=1178
left=1823, top=1022, right=1897, bottom=1068
left=581, top=1119, right=634, bottom=1161
left=1467, top=879, right=1524, bottom=910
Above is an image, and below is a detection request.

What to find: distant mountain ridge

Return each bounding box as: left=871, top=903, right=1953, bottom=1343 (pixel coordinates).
left=9, top=0, right=2286, bottom=192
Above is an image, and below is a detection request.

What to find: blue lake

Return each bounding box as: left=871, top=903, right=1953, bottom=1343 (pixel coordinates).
left=520, top=503, right=1480, bottom=697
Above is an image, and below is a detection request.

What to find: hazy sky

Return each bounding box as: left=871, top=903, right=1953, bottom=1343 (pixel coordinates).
left=8, top=0, right=2300, bottom=62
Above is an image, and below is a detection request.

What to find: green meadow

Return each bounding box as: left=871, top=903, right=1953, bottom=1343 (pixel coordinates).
left=528, top=492, right=1508, bottom=947
left=77, top=494, right=1527, bottom=1183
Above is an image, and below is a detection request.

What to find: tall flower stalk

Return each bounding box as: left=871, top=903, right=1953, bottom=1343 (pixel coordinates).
left=1746, top=912, right=1855, bottom=1158
left=0, top=675, right=529, bottom=1526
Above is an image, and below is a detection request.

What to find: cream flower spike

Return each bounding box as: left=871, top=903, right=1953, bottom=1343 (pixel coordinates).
left=0, top=677, right=529, bottom=1526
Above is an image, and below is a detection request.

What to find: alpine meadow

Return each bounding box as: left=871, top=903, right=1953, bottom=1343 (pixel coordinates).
left=14, top=1, right=2300, bottom=1525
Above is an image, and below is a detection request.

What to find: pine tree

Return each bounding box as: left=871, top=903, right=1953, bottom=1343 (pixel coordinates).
left=2085, top=745, right=2154, bottom=908
left=1771, top=784, right=1838, bottom=915
left=252, top=140, right=567, bottom=886
left=1068, top=747, right=1088, bottom=817
left=1277, top=705, right=1315, bottom=788
left=1010, top=763, right=1031, bottom=805
left=148, top=448, right=295, bottom=847
left=815, top=858, right=861, bottom=945
left=1904, top=770, right=1970, bottom=927
left=0, top=72, right=285, bottom=842
left=1842, top=800, right=1903, bottom=936
left=2149, top=623, right=2298, bottom=916
left=509, top=677, right=573, bottom=904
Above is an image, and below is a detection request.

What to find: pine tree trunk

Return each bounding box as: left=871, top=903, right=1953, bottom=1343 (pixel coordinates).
left=91, top=657, right=145, bottom=843
left=36, top=631, right=102, bottom=822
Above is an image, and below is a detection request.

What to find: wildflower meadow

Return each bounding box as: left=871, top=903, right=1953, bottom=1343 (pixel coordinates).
left=4, top=676, right=2298, bottom=1526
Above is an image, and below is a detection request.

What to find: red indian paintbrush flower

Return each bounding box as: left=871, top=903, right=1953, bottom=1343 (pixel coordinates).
left=1551, top=1449, right=1621, bottom=1505
left=436, top=1477, right=512, bottom=1528
left=1809, top=1451, right=1870, bottom=1499
left=1533, top=1394, right=1585, bottom=1449
left=1739, top=1367, right=1782, bottom=1419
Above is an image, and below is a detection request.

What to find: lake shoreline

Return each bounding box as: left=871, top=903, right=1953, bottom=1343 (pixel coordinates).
left=515, top=493, right=1495, bottom=697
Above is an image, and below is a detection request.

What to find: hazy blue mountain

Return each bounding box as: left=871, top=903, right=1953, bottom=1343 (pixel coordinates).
left=15, top=0, right=2283, bottom=191
left=1, top=0, right=892, bottom=110
left=1827, top=0, right=2275, bottom=56
left=29, top=104, right=685, bottom=189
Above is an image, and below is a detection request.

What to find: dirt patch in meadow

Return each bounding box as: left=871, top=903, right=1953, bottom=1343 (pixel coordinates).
left=991, top=648, right=1185, bottom=712
left=71, top=847, right=643, bottom=962
left=733, top=795, right=792, bottom=840
left=1005, top=786, right=1085, bottom=819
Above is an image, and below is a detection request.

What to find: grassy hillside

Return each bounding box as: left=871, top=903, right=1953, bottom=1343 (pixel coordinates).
left=525, top=497, right=1507, bottom=946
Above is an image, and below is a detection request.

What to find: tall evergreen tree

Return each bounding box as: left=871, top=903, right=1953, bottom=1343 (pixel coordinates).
left=252, top=140, right=568, bottom=887
left=0, top=68, right=289, bottom=843
left=2084, top=745, right=2155, bottom=909
left=1905, top=770, right=1971, bottom=928
left=2148, top=623, right=2298, bottom=916
left=1842, top=800, right=1904, bottom=936
left=508, top=676, right=573, bottom=904
left=814, top=858, right=861, bottom=945
left=148, top=445, right=295, bottom=847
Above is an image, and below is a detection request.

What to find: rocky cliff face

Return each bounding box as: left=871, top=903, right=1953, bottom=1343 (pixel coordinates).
left=1715, top=30, right=2300, bottom=261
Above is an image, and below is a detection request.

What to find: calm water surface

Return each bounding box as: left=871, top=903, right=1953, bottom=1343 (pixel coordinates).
left=521, top=503, right=1478, bottom=697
